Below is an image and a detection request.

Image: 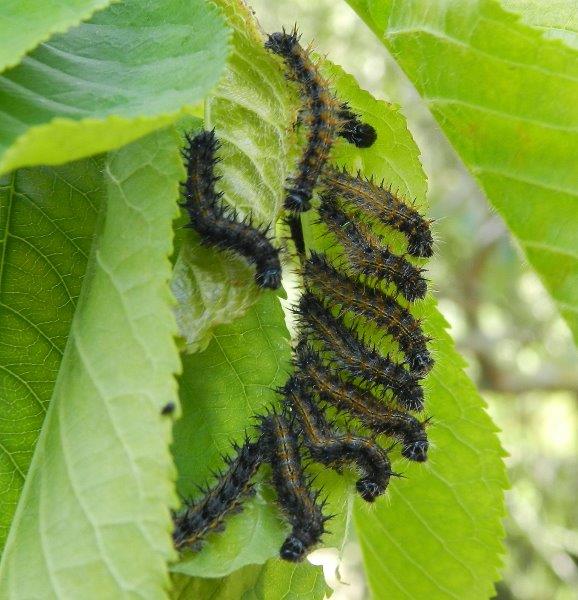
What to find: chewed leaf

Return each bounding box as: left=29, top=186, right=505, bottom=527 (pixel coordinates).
left=172, top=0, right=298, bottom=352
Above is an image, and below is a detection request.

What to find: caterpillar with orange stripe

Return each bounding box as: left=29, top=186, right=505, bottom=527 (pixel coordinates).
left=295, top=342, right=430, bottom=462
left=318, top=195, right=427, bottom=302
left=303, top=252, right=433, bottom=376
left=321, top=167, right=434, bottom=258
left=265, top=28, right=376, bottom=213
left=282, top=375, right=396, bottom=501
left=295, top=293, right=424, bottom=411
left=260, top=412, right=329, bottom=561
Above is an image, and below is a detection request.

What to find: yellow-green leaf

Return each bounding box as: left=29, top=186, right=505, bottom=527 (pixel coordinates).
left=325, top=63, right=508, bottom=600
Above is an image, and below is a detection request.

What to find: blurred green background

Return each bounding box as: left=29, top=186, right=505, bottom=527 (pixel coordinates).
left=251, top=1, right=578, bottom=598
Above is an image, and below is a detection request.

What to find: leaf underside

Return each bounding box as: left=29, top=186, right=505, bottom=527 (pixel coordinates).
left=0, top=129, right=182, bottom=598
left=0, top=0, right=231, bottom=566
left=0, top=159, right=103, bottom=551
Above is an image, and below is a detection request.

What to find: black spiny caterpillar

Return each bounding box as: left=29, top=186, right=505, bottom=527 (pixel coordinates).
left=172, top=24, right=436, bottom=563
left=265, top=28, right=375, bottom=213
left=322, top=166, right=434, bottom=258
left=318, top=194, right=427, bottom=302
left=261, top=413, right=329, bottom=561
left=295, top=342, right=429, bottom=462
left=304, top=252, right=433, bottom=376
left=296, top=292, right=424, bottom=411
left=181, top=129, right=282, bottom=289
left=337, top=102, right=377, bottom=148
left=282, top=375, right=395, bottom=501
left=172, top=437, right=263, bottom=551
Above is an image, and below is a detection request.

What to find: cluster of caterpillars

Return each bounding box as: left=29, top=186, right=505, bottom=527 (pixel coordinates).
left=173, top=27, right=434, bottom=563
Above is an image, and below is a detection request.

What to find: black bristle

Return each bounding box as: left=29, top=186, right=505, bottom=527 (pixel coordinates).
left=172, top=437, right=263, bottom=552
left=261, top=413, right=327, bottom=561
left=265, top=27, right=341, bottom=213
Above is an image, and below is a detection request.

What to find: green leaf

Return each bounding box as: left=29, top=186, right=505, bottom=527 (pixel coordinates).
left=0, top=0, right=230, bottom=175
left=0, top=0, right=115, bottom=73
left=171, top=560, right=329, bottom=600
left=347, top=0, right=578, bottom=342
left=0, top=159, right=103, bottom=552
left=0, top=129, right=182, bottom=598
left=171, top=0, right=296, bottom=352
left=501, top=0, right=578, bottom=48
left=318, top=65, right=508, bottom=600
left=171, top=293, right=292, bottom=578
